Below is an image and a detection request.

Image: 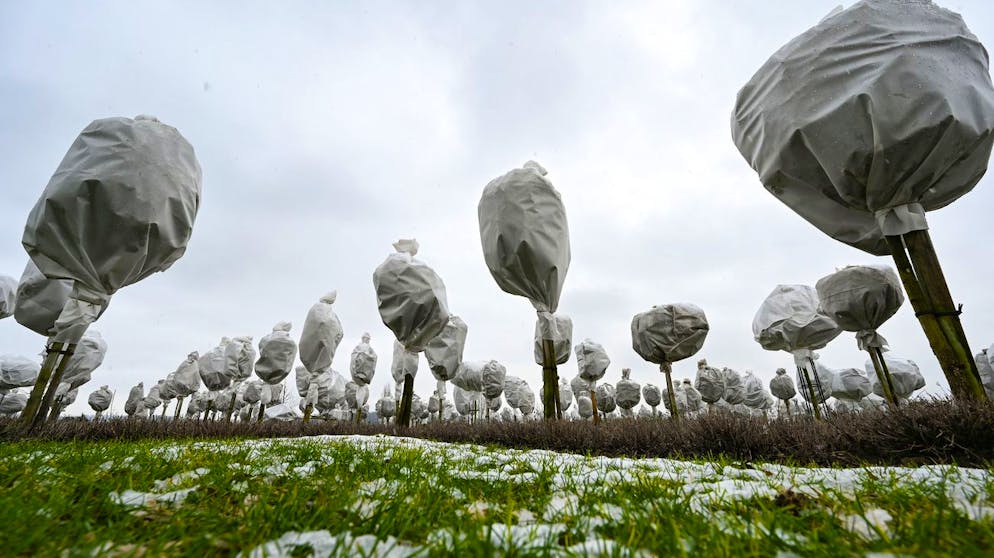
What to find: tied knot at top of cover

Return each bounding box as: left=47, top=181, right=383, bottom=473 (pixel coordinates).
left=731, top=0, right=994, bottom=255
left=631, top=303, right=710, bottom=365
left=478, top=161, right=570, bottom=319
left=22, top=115, right=202, bottom=342
left=816, top=265, right=904, bottom=351
left=373, top=239, right=450, bottom=353
left=752, top=284, right=841, bottom=353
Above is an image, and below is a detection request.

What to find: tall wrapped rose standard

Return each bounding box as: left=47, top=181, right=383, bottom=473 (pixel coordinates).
left=20, top=115, right=201, bottom=427
left=479, top=161, right=571, bottom=419
left=732, top=0, right=994, bottom=401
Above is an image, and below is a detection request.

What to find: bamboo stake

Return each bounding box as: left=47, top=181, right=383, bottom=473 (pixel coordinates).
left=806, top=357, right=831, bottom=408
left=885, top=235, right=984, bottom=402
left=661, top=362, right=679, bottom=421
left=901, top=230, right=986, bottom=401
left=398, top=373, right=414, bottom=427
left=20, top=342, right=64, bottom=426
left=796, top=364, right=822, bottom=420
left=866, top=348, right=898, bottom=407
left=174, top=397, right=184, bottom=420
left=33, top=343, right=77, bottom=429
left=33, top=343, right=77, bottom=428
left=589, top=382, right=600, bottom=425
left=540, top=339, right=558, bottom=420
left=257, top=402, right=266, bottom=423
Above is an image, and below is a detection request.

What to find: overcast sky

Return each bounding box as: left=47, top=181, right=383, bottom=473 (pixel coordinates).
left=2, top=0, right=993, bottom=417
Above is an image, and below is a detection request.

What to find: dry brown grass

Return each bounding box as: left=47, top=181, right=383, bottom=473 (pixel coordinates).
left=3, top=399, right=992, bottom=467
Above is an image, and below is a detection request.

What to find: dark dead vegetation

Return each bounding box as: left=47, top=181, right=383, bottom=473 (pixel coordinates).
left=3, top=399, right=992, bottom=467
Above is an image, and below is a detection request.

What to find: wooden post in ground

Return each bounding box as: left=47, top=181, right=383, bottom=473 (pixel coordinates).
left=174, top=397, right=185, bottom=420
left=397, top=374, right=414, bottom=427
left=32, top=344, right=77, bottom=429
left=661, top=362, right=679, bottom=421
left=886, top=234, right=986, bottom=402
left=541, top=339, right=558, bottom=420
left=797, top=364, right=822, bottom=420
left=21, top=343, right=64, bottom=427
left=589, top=383, right=600, bottom=425
left=866, top=348, right=898, bottom=407
left=32, top=344, right=77, bottom=430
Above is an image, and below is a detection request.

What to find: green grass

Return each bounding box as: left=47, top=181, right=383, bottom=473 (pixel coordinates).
left=1, top=435, right=992, bottom=557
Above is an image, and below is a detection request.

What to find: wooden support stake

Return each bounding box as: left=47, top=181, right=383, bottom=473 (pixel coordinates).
left=303, top=403, right=313, bottom=423
left=901, top=230, right=986, bottom=401
left=867, top=348, right=898, bottom=407
left=21, top=342, right=64, bottom=427
left=174, top=397, right=185, bottom=420
left=589, top=386, right=600, bottom=425
left=540, top=339, right=558, bottom=420
left=33, top=343, right=77, bottom=430
left=662, top=362, right=679, bottom=421
left=398, top=373, right=414, bottom=427
left=257, top=402, right=266, bottom=423
left=797, top=364, right=822, bottom=420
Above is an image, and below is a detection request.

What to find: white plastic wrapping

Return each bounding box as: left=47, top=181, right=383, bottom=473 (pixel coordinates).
left=0, top=392, right=28, bottom=415
left=732, top=0, right=994, bottom=255
left=641, top=383, right=662, bottom=408
left=976, top=349, right=994, bottom=399
left=769, top=369, right=796, bottom=401
left=741, top=371, right=771, bottom=410
left=681, top=379, right=703, bottom=412
left=349, top=333, right=377, bottom=386
left=575, top=339, right=609, bottom=383
left=798, top=360, right=835, bottom=405
left=88, top=385, right=113, bottom=412
left=570, top=374, right=591, bottom=401
left=504, top=376, right=534, bottom=414
left=453, top=385, right=485, bottom=416
left=265, top=403, right=300, bottom=421
left=694, top=359, right=725, bottom=404
left=13, top=260, right=72, bottom=337
left=224, top=336, right=255, bottom=382
left=61, top=330, right=106, bottom=390
left=558, top=378, right=573, bottom=412
left=124, top=382, right=144, bottom=416
left=22, top=115, right=202, bottom=342
left=816, top=265, right=904, bottom=350
left=0, top=274, right=15, bottom=320
left=0, top=355, right=40, bottom=390
left=170, top=351, right=201, bottom=397
left=595, top=383, right=616, bottom=414
left=199, top=338, right=232, bottom=391
left=144, top=382, right=163, bottom=411
left=863, top=355, right=926, bottom=399
left=832, top=368, right=872, bottom=401
left=452, top=360, right=486, bottom=393
left=390, top=339, right=418, bottom=385
left=373, top=239, right=451, bottom=352
left=481, top=360, right=507, bottom=401
left=478, top=161, right=570, bottom=314
left=243, top=381, right=262, bottom=405
left=721, top=368, right=746, bottom=405
left=615, top=369, right=641, bottom=411
left=299, top=292, right=344, bottom=375
left=425, top=316, right=468, bottom=382
left=533, top=313, right=572, bottom=365
left=577, top=395, right=593, bottom=419
left=752, top=285, right=840, bottom=352
left=631, top=304, right=709, bottom=364
left=256, top=322, right=297, bottom=384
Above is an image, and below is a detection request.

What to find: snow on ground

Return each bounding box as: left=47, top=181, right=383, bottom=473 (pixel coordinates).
left=17, top=434, right=990, bottom=556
